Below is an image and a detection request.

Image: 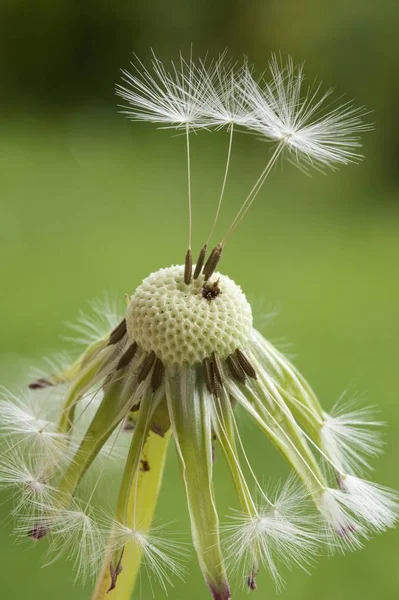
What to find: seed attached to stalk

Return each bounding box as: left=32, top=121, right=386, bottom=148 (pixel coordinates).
left=193, top=244, right=208, bottom=279
left=203, top=357, right=215, bottom=394
left=236, top=349, right=257, bottom=379
left=151, top=357, right=165, bottom=391
left=108, top=318, right=127, bottom=346
left=116, top=341, right=138, bottom=370
left=226, top=353, right=246, bottom=383
left=203, top=244, right=223, bottom=281
left=137, top=351, right=156, bottom=382
left=184, top=248, right=193, bottom=285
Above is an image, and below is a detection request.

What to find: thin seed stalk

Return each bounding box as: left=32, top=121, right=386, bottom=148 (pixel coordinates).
left=91, top=429, right=171, bottom=600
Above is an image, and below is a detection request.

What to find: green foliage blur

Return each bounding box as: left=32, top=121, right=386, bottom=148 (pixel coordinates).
left=0, top=1, right=398, bottom=599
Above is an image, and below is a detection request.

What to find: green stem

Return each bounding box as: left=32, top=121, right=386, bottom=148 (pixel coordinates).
left=91, top=429, right=171, bottom=600
left=57, top=349, right=111, bottom=435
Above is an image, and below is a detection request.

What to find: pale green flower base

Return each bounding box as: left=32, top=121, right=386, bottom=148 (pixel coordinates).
left=92, top=429, right=171, bottom=600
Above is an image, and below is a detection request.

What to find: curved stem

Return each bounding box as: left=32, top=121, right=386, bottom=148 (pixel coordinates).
left=91, top=429, right=171, bottom=600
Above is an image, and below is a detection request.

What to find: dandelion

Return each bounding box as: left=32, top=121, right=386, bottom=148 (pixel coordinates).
left=1, top=50, right=396, bottom=600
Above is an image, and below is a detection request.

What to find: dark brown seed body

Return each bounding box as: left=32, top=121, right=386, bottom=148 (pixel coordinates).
left=184, top=248, right=193, bottom=285
left=108, top=551, right=124, bottom=592
left=236, top=349, right=257, bottom=379
left=28, top=525, right=49, bottom=540
left=247, top=572, right=258, bottom=591
left=212, top=352, right=225, bottom=385
left=226, top=354, right=246, bottom=383
left=151, top=357, right=165, bottom=391
left=28, top=378, right=53, bottom=390
left=116, top=342, right=138, bottom=370
left=108, top=319, right=127, bottom=346
left=193, top=244, right=208, bottom=279
left=203, top=244, right=223, bottom=281
left=137, top=351, right=156, bottom=383
left=203, top=358, right=214, bottom=394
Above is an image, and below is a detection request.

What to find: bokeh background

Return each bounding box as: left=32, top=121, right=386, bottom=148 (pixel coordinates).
left=1, top=1, right=398, bottom=599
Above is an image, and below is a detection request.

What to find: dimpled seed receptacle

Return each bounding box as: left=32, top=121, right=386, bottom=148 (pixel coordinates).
left=126, top=265, right=253, bottom=365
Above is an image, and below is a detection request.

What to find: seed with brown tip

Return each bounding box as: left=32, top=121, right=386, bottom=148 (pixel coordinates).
left=108, top=319, right=127, bottom=346
left=28, top=524, right=49, bottom=540
left=212, top=352, right=225, bottom=385
left=203, top=358, right=214, bottom=394
left=151, top=357, right=165, bottom=391
left=236, top=349, right=257, bottom=379
left=116, top=342, right=138, bottom=370
left=184, top=248, right=193, bottom=285
left=28, top=378, right=53, bottom=390
left=226, top=354, right=246, bottom=384
left=138, top=351, right=156, bottom=383
left=203, top=243, right=223, bottom=281
left=193, top=244, right=207, bottom=279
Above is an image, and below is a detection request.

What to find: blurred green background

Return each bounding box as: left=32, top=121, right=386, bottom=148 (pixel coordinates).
left=1, top=1, right=398, bottom=599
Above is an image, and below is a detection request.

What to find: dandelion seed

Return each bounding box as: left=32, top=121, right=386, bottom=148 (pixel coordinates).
left=0, top=442, right=57, bottom=519
left=320, top=395, right=384, bottom=474
left=241, top=54, right=372, bottom=169
left=0, top=388, right=70, bottom=461
left=223, top=478, right=319, bottom=590
left=319, top=489, right=366, bottom=552
left=106, top=520, right=186, bottom=592
left=337, top=475, right=399, bottom=533
left=41, top=503, right=107, bottom=582
left=116, top=50, right=211, bottom=129
left=198, top=54, right=257, bottom=129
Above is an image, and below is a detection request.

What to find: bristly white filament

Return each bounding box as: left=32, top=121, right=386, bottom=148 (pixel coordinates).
left=116, top=50, right=211, bottom=129
left=222, top=478, right=320, bottom=589
left=338, top=475, right=399, bottom=533
left=240, top=54, right=372, bottom=169
left=0, top=388, right=70, bottom=460
left=320, top=395, right=384, bottom=474
left=0, top=441, right=57, bottom=519
left=64, top=295, right=123, bottom=346
left=28, top=502, right=107, bottom=583
left=106, top=520, right=187, bottom=591
left=197, top=54, right=257, bottom=130
left=320, top=478, right=398, bottom=553
left=318, top=489, right=366, bottom=552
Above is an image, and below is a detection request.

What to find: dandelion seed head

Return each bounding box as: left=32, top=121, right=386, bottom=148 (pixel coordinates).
left=126, top=265, right=252, bottom=365
left=0, top=48, right=391, bottom=600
